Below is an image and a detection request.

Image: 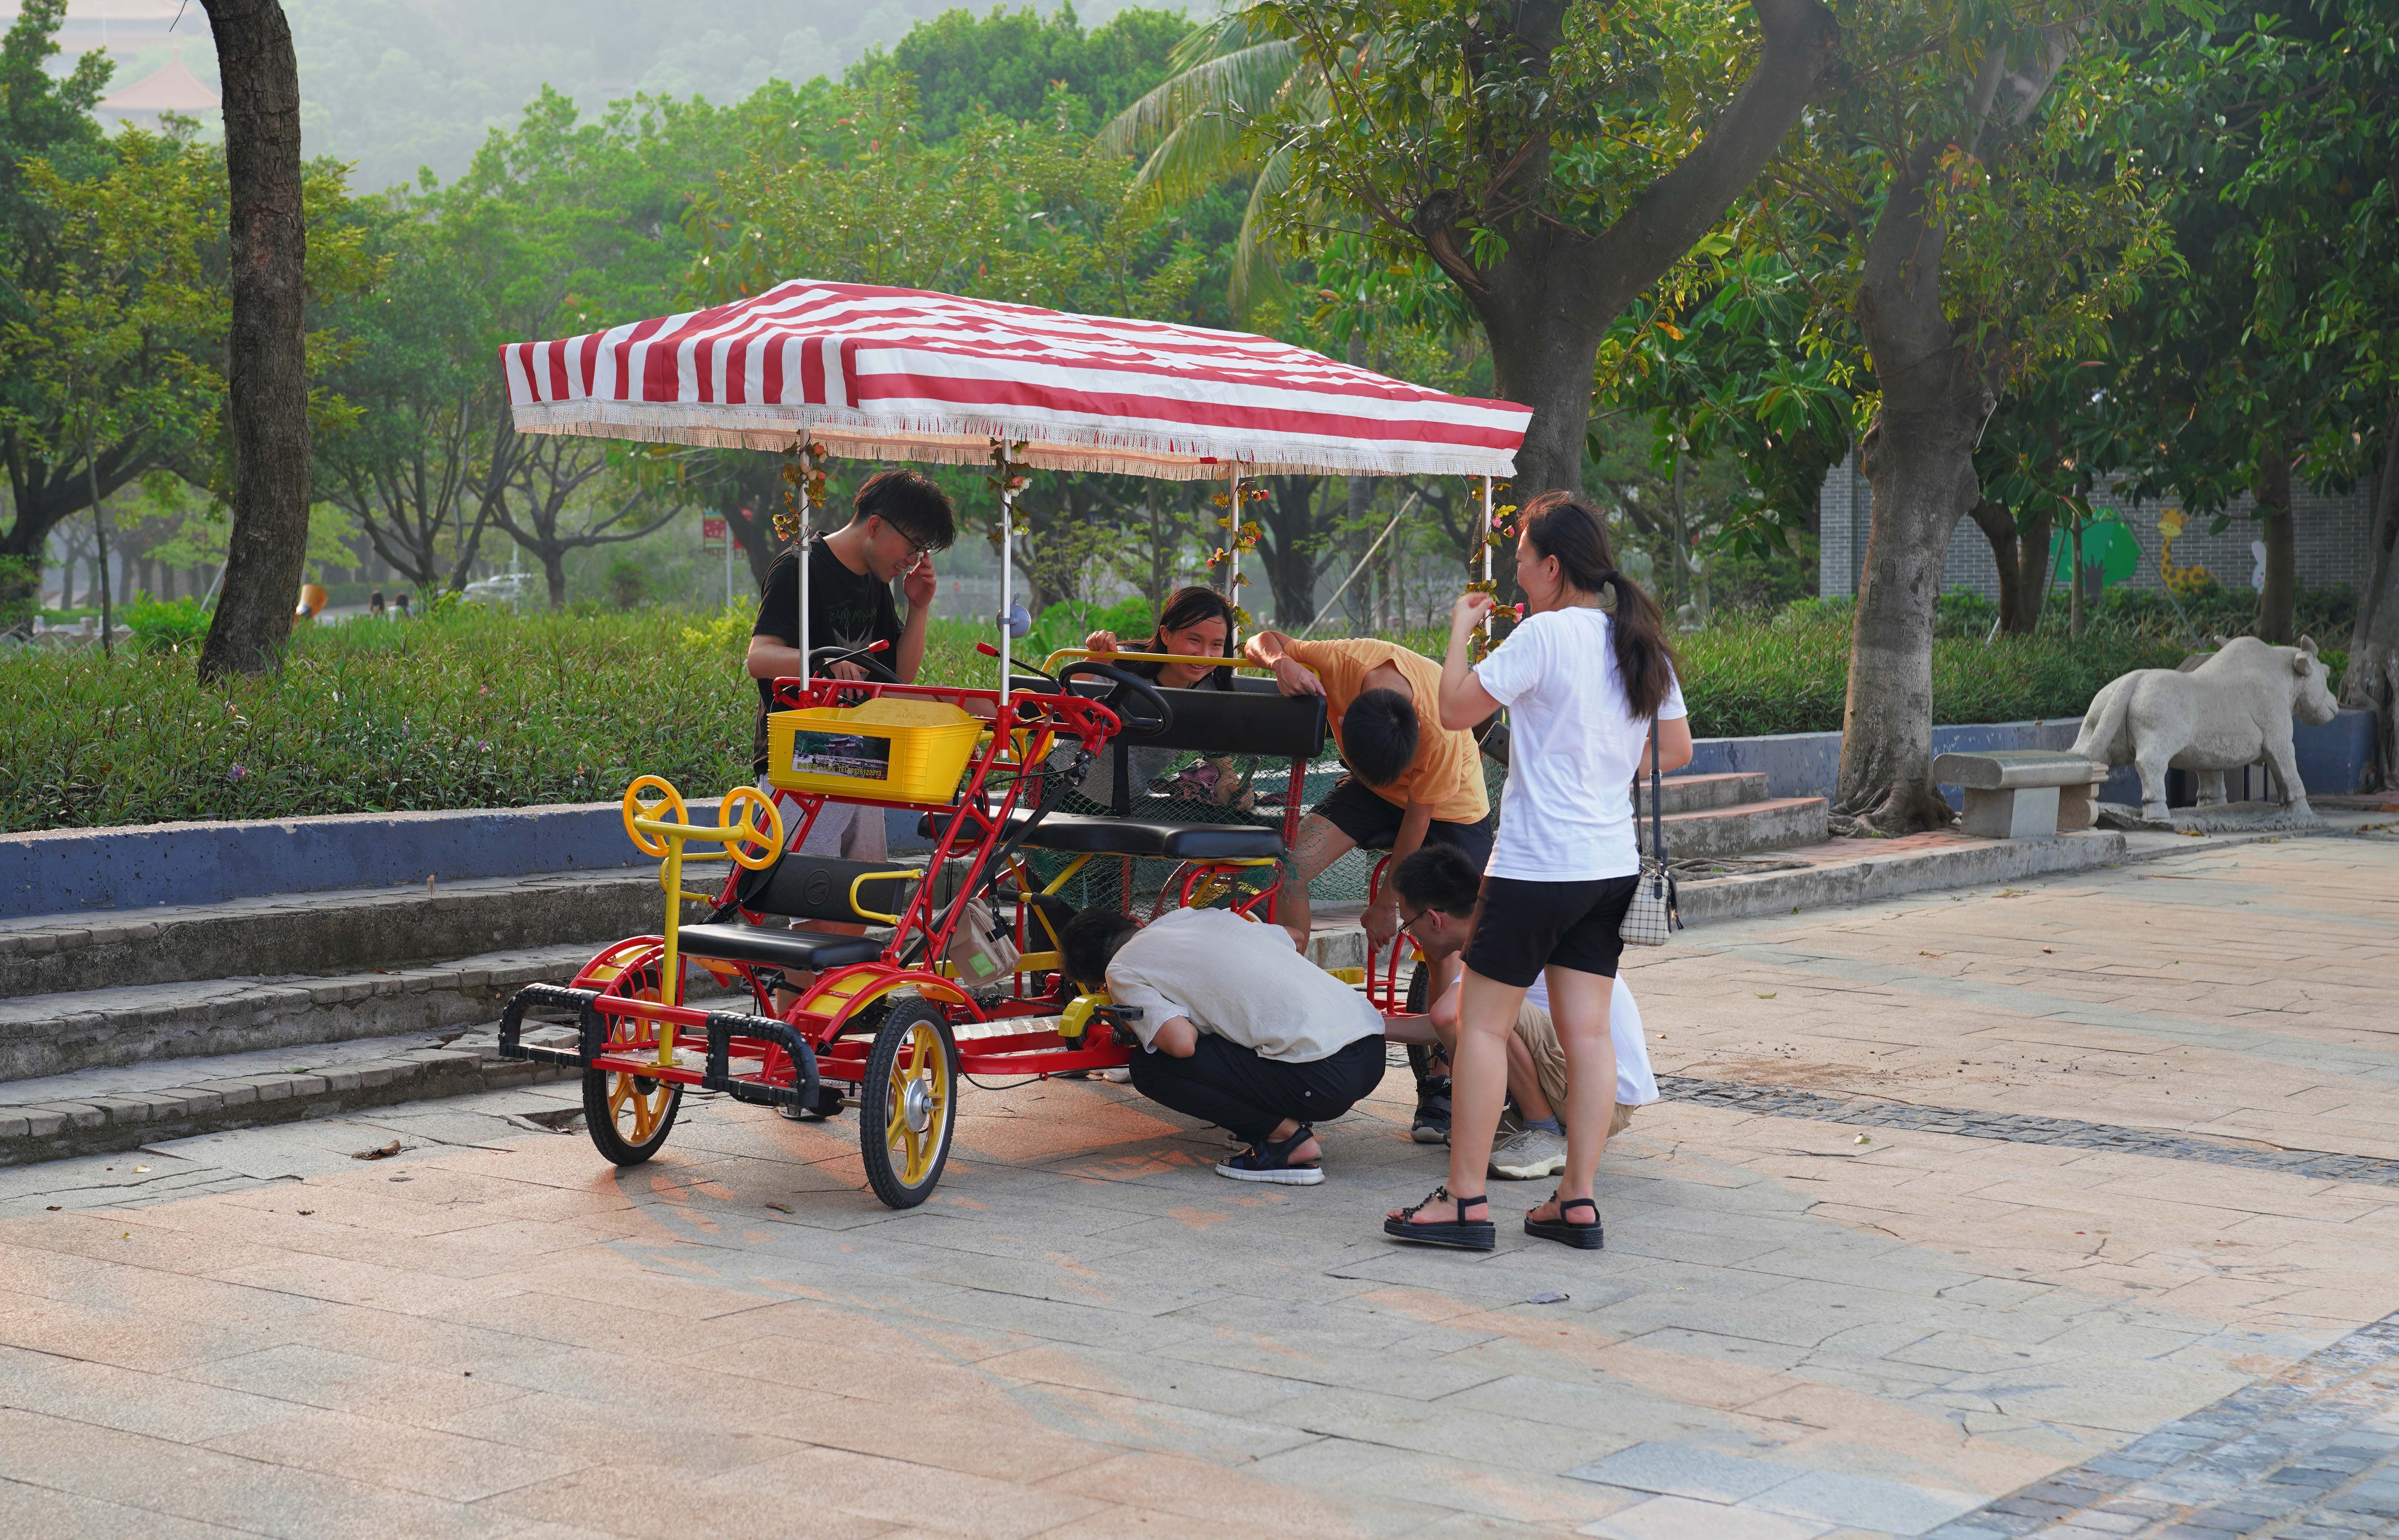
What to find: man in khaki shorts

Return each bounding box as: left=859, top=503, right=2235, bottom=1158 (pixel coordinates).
left=1388, top=845, right=1660, bottom=1178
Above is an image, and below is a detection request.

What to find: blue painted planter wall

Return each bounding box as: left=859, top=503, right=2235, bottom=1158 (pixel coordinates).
left=1685, top=710, right=2376, bottom=809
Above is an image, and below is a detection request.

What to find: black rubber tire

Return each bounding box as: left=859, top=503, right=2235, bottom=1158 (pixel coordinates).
left=858, top=998, right=960, bottom=1209
left=583, top=1066, right=682, bottom=1165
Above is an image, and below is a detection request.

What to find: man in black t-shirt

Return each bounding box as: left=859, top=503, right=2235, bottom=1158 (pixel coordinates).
left=746, top=469, right=955, bottom=867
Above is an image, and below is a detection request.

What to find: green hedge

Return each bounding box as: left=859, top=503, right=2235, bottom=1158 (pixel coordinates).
left=3, top=605, right=2186, bottom=833
left=1390, top=608, right=2185, bottom=740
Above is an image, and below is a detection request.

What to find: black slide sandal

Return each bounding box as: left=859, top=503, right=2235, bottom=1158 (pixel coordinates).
left=1383, top=1186, right=1495, bottom=1251
left=1525, top=1193, right=1604, bottom=1250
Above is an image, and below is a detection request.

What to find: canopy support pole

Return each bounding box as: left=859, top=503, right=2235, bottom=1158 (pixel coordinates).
left=1226, top=468, right=1241, bottom=624
left=999, top=481, right=1014, bottom=697
left=1480, top=475, right=1494, bottom=643
left=798, top=442, right=812, bottom=683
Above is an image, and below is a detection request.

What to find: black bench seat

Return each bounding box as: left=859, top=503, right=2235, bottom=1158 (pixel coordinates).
left=673, top=924, right=884, bottom=971
left=921, top=809, right=1284, bottom=862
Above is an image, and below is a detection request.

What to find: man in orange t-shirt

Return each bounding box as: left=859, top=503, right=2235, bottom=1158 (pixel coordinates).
left=1241, top=630, right=1493, bottom=955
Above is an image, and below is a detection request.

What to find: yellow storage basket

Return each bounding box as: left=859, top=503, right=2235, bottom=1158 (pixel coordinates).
left=764, top=699, right=983, bottom=803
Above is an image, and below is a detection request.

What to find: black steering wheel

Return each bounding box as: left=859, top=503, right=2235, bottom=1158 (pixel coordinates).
left=1057, top=660, right=1173, bottom=738
left=809, top=643, right=901, bottom=684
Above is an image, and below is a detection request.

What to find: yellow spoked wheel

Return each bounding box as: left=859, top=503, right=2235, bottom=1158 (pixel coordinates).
left=858, top=998, right=958, bottom=1209
left=582, top=981, right=683, bottom=1166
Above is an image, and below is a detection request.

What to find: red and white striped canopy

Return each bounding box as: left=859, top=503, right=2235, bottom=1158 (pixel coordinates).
left=500, top=281, right=1527, bottom=480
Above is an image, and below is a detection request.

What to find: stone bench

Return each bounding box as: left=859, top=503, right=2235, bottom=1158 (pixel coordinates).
left=1932, top=750, right=2108, bottom=838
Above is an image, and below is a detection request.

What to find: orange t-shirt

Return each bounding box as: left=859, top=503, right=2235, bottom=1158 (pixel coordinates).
left=1284, top=638, right=1489, bottom=825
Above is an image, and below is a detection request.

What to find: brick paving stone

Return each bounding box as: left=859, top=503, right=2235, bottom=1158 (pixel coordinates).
left=1651, top=1078, right=2399, bottom=1188
left=1925, top=1302, right=2399, bottom=1539
left=0, top=835, right=2393, bottom=1535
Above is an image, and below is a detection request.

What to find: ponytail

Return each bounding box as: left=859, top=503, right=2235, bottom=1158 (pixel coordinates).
left=1518, top=491, right=1678, bottom=720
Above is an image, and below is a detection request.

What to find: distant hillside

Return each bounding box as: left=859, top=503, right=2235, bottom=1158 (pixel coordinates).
left=279, top=0, right=1179, bottom=191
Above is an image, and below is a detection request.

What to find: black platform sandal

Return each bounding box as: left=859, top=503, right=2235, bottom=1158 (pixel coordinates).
left=1383, top=1186, right=1495, bottom=1251
left=1524, top=1192, right=1603, bottom=1250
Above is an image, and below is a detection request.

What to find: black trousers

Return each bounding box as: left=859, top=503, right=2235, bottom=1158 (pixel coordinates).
left=1129, top=1034, right=1386, bottom=1146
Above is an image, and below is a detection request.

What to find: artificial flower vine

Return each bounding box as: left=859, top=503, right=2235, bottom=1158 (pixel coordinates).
left=1466, top=482, right=1518, bottom=659
left=1210, top=480, right=1266, bottom=625
left=985, top=438, right=1032, bottom=549
left=774, top=440, right=832, bottom=544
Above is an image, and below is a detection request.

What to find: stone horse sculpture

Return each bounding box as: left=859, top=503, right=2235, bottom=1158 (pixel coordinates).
left=2070, top=635, right=2340, bottom=821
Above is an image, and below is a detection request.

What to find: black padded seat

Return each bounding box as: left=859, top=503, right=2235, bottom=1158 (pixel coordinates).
left=674, top=923, right=883, bottom=971
left=923, top=809, right=1283, bottom=861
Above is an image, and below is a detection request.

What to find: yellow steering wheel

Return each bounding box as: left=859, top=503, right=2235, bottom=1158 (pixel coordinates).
left=719, top=786, right=786, bottom=871
left=622, top=775, right=687, bottom=858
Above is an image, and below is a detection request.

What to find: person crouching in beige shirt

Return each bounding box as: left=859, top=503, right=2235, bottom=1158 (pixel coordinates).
left=1060, top=906, right=1386, bottom=1186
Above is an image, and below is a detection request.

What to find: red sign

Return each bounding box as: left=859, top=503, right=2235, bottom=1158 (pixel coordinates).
left=701, top=516, right=727, bottom=544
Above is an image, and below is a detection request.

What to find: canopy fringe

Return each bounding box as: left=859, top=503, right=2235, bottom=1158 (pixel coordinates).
left=509, top=399, right=1519, bottom=481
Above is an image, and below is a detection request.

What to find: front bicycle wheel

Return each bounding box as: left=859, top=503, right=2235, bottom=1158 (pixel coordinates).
left=857, top=998, right=959, bottom=1209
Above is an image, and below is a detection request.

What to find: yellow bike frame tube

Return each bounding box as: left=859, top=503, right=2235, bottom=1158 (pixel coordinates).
left=1038, top=853, right=1095, bottom=895
left=629, top=803, right=781, bottom=1066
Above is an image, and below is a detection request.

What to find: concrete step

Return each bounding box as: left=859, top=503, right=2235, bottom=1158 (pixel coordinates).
left=0, top=943, right=605, bottom=1084
left=0, top=868, right=687, bottom=1000
left=1638, top=772, right=1770, bottom=815
left=1643, top=797, right=1831, bottom=860
left=0, top=1028, right=576, bottom=1166
left=1672, top=829, right=2131, bottom=923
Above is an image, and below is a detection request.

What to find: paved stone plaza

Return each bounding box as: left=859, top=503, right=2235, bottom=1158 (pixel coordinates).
left=0, top=832, right=2393, bottom=1538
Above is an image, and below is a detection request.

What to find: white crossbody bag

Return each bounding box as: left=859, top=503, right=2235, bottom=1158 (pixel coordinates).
left=1620, top=720, right=1681, bottom=947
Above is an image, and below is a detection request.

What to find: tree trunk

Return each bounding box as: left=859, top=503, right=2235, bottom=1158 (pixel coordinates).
left=1256, top=474, right=1324, bottom=625
left=2254, top=435, right=2296, bottom=644
left=1842, top=414, right=1976, bottom=833
left=196, top=0, right=308, bottom=683
left=1834, top=31, right=2073, bottom=833
left=2068, top=520, right=2086, bottom=638
left=2343, top=397, right=2399, bottom=789
left=1412, top=0, right=1839, bottom=599
left=1840, top=162, right=1985, bottom=833
left=1967, top=497, right=2052, bottom=635
left=88, top=436, right=113, bottom=659
left=542, top=551, right=568, bottom=607
left=2018, top=505, right=2053, bottom=633
left=2348, top=396, right=2399, bottom=666
left=2351, top=553, right=2399, bottom=793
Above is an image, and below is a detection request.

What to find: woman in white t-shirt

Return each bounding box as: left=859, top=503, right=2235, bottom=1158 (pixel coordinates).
left=1385, top=493, right=1693, bottom=1252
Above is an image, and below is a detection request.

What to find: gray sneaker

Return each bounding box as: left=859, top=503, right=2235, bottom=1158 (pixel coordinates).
left=1490, top=1126, right=1567, bottom=1181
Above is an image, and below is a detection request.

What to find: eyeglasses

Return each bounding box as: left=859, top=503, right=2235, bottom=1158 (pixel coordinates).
left=1399, top=905, right=1433, bottom=934
left=873, top=518, right=936, bottom=565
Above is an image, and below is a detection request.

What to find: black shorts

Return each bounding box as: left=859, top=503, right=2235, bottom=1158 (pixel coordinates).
left=1461, top=874, right=1641, bottom=988
left=1312, top=776, right=1495, bottom=868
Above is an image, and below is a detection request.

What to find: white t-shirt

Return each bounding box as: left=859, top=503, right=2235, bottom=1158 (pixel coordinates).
left=1473, top=606, right=1686, bottom=880
left=1105, top=908, right=1384, bottom=1063
left=1523, top=973, right=1660, bottom=1107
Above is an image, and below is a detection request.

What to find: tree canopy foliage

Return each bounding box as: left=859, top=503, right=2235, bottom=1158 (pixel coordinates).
left=14, top=0, right=2399, bottom=784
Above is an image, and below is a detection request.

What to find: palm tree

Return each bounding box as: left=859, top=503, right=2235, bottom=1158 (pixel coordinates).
left=1097, top=7, right=1327, bottom=312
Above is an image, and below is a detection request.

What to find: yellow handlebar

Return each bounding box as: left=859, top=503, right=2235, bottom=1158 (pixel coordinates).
left=1039, top=646, right=1275, bottom=676
left=617, top=777, right=787, bottom=1043
left=622, top=778, right=785, bottom=871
